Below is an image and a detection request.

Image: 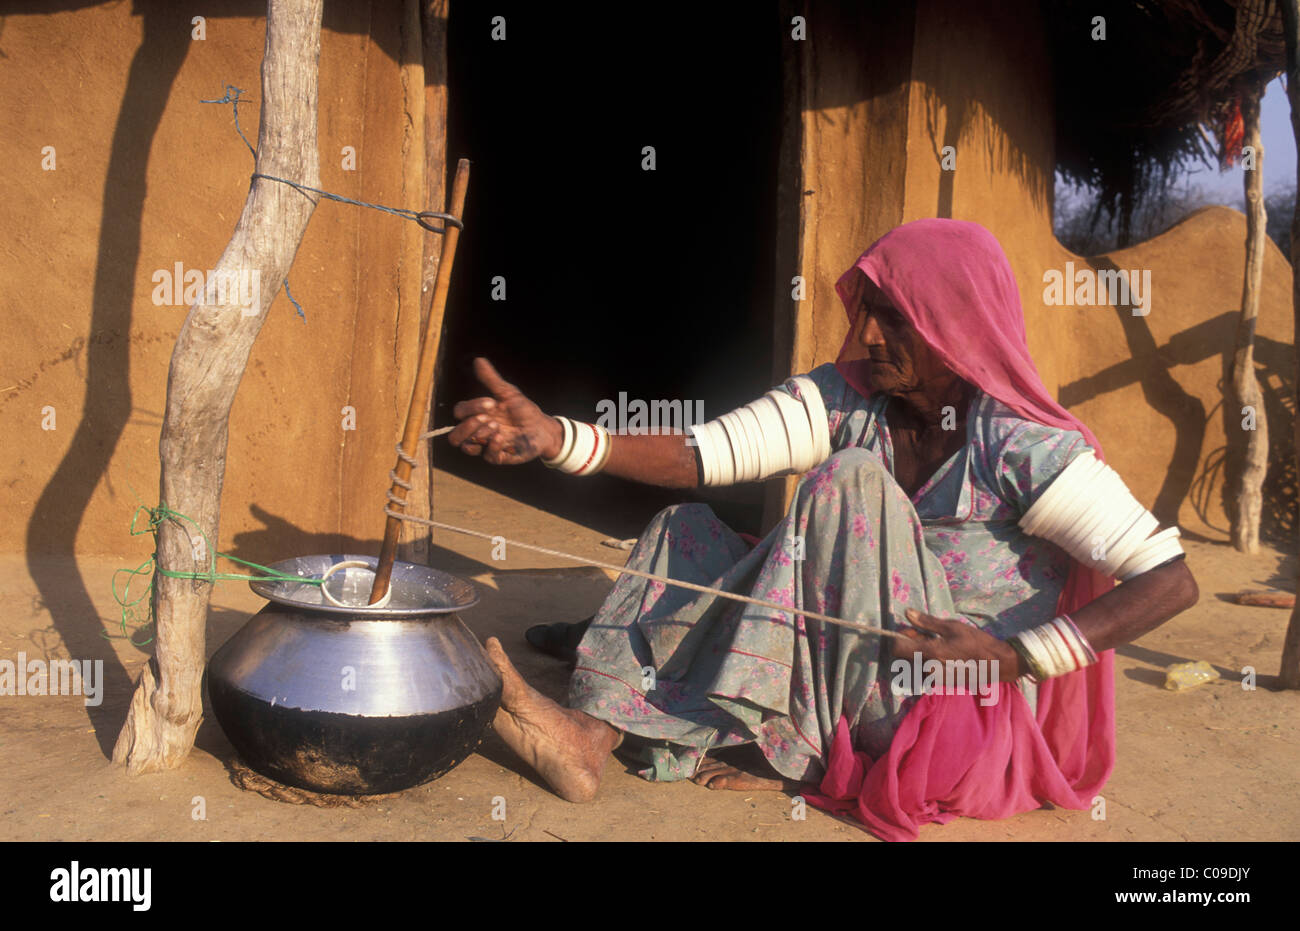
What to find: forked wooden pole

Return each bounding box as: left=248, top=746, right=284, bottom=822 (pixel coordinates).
left=1231, top=84, right=1268, bottom=554
left=369, top=158, right=470, bottom=603
left=115, top=0, right=325, bottom=772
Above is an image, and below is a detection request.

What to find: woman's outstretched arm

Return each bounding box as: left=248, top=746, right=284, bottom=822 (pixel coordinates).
left=448, top=357, right=699, bottom=488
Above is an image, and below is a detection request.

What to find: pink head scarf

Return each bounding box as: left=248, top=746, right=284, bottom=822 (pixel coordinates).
left=834, top=218, right=1104, bottom=454
left=806, top=219, right=1116, bottom=840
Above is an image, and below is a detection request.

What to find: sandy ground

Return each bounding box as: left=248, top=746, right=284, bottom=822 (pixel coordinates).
left=2, top=467, right=1298, bottom=842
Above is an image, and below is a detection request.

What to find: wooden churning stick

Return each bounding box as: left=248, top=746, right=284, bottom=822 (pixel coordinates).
left=369, top=158, right=470, bottom=604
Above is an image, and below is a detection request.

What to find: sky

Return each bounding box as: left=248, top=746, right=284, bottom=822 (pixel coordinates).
left=1179, top=77, right=1296, bottom=204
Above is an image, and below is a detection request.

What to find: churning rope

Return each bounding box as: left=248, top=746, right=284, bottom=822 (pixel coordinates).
left=113, top=433, right=910, bottom=642
left=150, top=88, right=905, bottom=642
left=383, top=428, right=909, bottom=641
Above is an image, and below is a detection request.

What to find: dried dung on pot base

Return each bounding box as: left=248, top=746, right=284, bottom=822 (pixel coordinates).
left=228, top=759, right=400, bottom=808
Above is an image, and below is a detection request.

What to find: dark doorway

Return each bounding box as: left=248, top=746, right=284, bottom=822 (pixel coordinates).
left=437, top=3, right=783, bottom=538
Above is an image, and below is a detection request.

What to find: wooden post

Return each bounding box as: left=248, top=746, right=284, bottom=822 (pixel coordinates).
left=763, top=0, right=808, bottom=536
left=1278, top=0, right=1300, bottom=689
left=419, top=0, right=452, bottom=538
left=113, top=0, right=325, bottom=771
left=1231, top=85, right=1269, bottom=554
left=395, top=0, right=433, bottom=565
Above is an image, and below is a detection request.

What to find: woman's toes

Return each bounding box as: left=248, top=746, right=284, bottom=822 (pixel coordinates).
left=690, top=760, right=785, bottom=792
left=690, top=760, right=731, bottom=787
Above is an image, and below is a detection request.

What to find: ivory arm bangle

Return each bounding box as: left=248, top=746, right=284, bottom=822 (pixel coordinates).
left=1018, top=450, right=1184, bottom=579
left=691, top=376, right=833, bottom=486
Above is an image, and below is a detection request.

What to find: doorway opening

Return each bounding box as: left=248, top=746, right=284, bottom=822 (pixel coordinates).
left=439, top=4, right=783, bottom=538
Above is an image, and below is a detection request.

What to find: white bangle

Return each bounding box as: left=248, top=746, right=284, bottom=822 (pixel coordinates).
left=1019, top=450, right=1184, bottom=579
left=541, top=416, right=611, bottom=475
left=545, top=416, right=575, bottom=467
left=690, top=375, right=832, bottom=486
left=1012, top=615, right=1097, bottom=679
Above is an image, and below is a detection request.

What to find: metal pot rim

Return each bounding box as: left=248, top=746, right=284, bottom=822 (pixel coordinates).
left=248, top=553, right=478, bottom=616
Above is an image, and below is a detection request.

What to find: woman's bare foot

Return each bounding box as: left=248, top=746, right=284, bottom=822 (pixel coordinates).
left=484, top=637, right=621, bottom=803
left=691, top=756, right=787, bottom=791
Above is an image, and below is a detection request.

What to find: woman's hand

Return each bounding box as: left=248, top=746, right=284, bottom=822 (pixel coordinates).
left=449, top=357, right=564, bottom=465
left=895, top=608, right=1023, bottom=683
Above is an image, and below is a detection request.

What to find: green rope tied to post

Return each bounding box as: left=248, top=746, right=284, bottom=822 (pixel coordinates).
left=110, top=503, right=324, bottom=646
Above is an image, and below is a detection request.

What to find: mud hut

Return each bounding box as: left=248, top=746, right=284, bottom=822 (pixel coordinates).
left=3, top=0, right=1299, bottom=780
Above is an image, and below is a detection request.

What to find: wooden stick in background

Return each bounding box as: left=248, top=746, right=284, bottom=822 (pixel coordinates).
left=370, top=158, right=470, bottom=603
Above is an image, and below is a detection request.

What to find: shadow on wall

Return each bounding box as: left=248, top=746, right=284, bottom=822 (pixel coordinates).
left=18, top=0, right=197, bottom=756
left=800, top=1, right=1054, bottom=221
left=3, top=0, right=420, bottom=757
left=912, top=0, right=1054, bottom=221
left=1058, top=256, right=1205, bottom=533
left=1058, top=263, right=1297, bottom=547
left=915, top=80, right=1053, bottom=222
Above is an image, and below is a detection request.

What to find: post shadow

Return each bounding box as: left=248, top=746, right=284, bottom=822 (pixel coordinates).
left=1059, top=304, right=1296, bottom=543
left=23, top=2, right=193, bottom=757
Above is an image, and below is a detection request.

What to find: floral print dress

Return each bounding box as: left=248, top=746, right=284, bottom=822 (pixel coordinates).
left=567, top=363, right=1089, bottom=783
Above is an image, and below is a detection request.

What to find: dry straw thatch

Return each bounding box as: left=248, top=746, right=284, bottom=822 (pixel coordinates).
left=1047, top=0, right=1285, bottom=243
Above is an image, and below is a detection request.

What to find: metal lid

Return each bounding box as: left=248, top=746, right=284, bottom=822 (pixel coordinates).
left=248, top=554, right=478, bottom=616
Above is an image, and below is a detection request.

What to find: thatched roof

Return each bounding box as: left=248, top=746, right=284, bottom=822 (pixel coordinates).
left=1046, top=0, right=1286, bottom=243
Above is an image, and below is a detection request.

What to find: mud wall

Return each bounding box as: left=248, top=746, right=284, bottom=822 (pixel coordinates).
left=786, top=0, right=1294, bottom=542
left=2, top=0, right=1294, bottom=560
left=2, top=1, right=430, bottom=558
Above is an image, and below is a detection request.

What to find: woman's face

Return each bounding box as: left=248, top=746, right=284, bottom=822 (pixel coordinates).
left=847, top=285, right=952, bottom=396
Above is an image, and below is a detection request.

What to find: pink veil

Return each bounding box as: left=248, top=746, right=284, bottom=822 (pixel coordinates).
left=804, top=219, right=1116, bottom=840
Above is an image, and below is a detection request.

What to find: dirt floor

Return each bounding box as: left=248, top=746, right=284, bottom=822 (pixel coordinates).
left=2, top=466, right=1298, bottom=842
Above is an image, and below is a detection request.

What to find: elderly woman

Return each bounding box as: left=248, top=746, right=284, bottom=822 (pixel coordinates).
left=448, top=219, right=1198, bottom=840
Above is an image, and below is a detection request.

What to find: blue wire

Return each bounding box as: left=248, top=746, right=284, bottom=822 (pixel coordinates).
left=201, top=83, right=461, bottom=323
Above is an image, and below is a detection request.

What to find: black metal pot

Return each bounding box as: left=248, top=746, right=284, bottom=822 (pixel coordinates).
left=207, top=555, right=501, bottom=795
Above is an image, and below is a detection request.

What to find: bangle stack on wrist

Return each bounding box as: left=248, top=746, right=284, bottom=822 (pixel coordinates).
left=1009, top=614, right=1098, bottom=681
left=541, top=416, right=612, bottom=475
